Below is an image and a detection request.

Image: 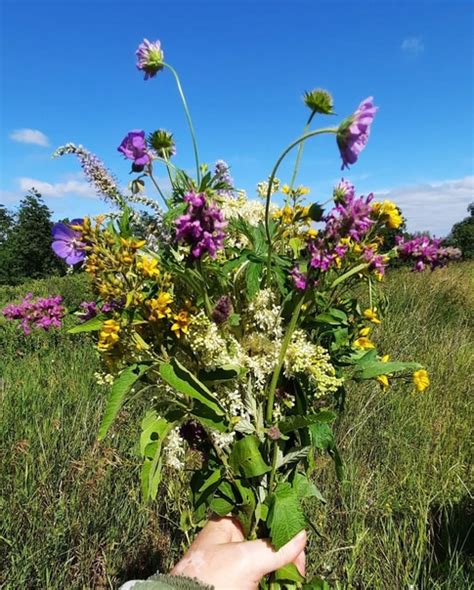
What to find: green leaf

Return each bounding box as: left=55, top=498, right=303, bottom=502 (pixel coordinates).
left=246, top=263, right=263, bottom=299
left=279, top=410, right=336, bottom=435
left=98, top=362, right=152, bottom=440
left=308, top=422, right=334, bottom=451
left=315, top=308, right=348, bottom=325
left=293, top=473, right=326, bottom=503
left=275, top=563, right=304, bottom=583
left=139, top=412, right=172, bottom=500
left=303, top=577, right=331, bottom=590
left=209, top=496, right=234, bottom=516
left=68, top=315, right=105, bottom=334
left=354, top=360, right=421, bottom=380
left=234, top=479, right=256, bottom=536
left=267, top=482, right=306, bottom=550
left=198, top=364, right=244, bottom=383
left=140, top=411, right=170, bottom=456
left=277, top=446, right=311, bottom=468
left=229, top=435, right=270, bottom=478
left=159, top=359, right=225, bottom=417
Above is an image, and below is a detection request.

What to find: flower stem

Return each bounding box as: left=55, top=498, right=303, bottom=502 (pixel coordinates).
left=164, top=63, right=201, bottom=183
left=264, top=127, right=338, bottom=285
left=288, top=111, right=316, bottom=192
left=148, top=168, right=171, bottom=208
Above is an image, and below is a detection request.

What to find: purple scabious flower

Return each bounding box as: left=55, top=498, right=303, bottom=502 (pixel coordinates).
left=3, top=294, right=65, bottom=334
left=325, top=192, right=375, bottom=243
left=51, top=218, right=86, bottom=265
left=136, top=39, right=165, bottom=80
left=337, top=97, right=378, bottom=170
left=175, top=192, right=228, bottom=259
left=395, top=235, right=461, bottom=271
left=117, top=130, right=151, bottom=167
left=212, top=296, right=233, bottom=325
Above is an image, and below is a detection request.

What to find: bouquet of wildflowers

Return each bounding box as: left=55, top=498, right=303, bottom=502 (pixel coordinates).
left=4, top=39, right=460, bottom=589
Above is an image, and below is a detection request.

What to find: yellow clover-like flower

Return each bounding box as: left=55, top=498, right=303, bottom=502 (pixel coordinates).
left=413, top=369, right=430, bottom=392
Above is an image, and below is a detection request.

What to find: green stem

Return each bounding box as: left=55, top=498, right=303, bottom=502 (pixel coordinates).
left=263, top=127, right=338, bottom=285
left=288, top=111, right=316, bottom=193
left=164, top=63, right=201, bottom=183
left=148, top=168, right=171, bottom=208
left=197, top=259, right=213, bottom=316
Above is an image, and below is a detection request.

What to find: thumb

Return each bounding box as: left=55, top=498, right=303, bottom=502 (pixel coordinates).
left=240, top=529, right=307, bottom=577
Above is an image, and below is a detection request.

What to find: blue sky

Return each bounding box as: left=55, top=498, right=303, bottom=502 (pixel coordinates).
left=1, top=0, right=473, bottom=236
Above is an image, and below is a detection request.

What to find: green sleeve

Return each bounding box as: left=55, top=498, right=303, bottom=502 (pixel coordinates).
left=120, top=573, right=214, bottom=590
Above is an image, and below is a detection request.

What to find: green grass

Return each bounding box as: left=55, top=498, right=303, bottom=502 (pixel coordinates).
left=1, top=267, right=473, bottom=589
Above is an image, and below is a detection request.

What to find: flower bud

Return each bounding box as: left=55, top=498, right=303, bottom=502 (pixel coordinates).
left=303, top=89, right=334, bottom=115
left=148, top=129, right=176, bottom=159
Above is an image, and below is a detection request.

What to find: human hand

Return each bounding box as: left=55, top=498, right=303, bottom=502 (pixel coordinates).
left=170, top=516, right=306, bottom=590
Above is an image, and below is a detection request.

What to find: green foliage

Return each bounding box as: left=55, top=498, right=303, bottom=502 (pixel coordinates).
left=267, top=482, right=306, bottom=550
left=447, top=202, right=474, bottom=259
left=229, top=435, right=271, bottom=478
left=0, top=190, right=66, bottom=285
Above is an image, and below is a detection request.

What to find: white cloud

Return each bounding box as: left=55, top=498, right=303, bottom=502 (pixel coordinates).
left=376, top=176, right=474, bottom=237
left=18, top=177, right=97, bottom=199
left=9, top=128, right=50, bottom=147
left=401, top=37, right=425, bottom=56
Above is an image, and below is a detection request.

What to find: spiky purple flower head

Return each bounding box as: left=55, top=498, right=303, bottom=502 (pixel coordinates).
left=325, top=192, right=375, bottom=243
left=212, top=296, right=233, bottom=325
left=337, top=97, right=378, bottom=170
left=51, top=218, right=86, bottom=265
left=395, top=235, right=461, bottom=271
left=136, top=39, right=164, bottom=80
left=175, top=192, right=228, bottom=259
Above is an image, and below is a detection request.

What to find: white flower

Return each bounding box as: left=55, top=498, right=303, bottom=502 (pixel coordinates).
left=163, top=427, right=185, bottom=470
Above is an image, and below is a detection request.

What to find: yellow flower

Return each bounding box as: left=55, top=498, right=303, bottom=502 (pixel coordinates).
left=354, top=336, right=375, bottom=349
left=372, top=200, right=403, bottom=229
left=377, top=355, right=390, bottom=388
left=363, top=308, right=381, bottom=324
left=148, top=292, right=173, bottom=320
left=281, top=184, right=291, bottom=195
left=98, top=319, right=121, bottom=351
left=137, top=255, right=160, bottom=279
left=353, top=243, right=363, bottom=254
left=413, top=369, right=430, bottom=392
left=377, top=374, right=389, bottom=388
left=298, top=186, right=310, bottom=196
left=359, top=326, right=371, bottom=337
left=171, top=310, right=191, bottom=338
left=307, top=228, right=318, bottom=239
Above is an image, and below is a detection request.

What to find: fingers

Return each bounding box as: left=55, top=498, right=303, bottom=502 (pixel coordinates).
left=195, top=516, right=245, bottom=545
left=292, top=548, right=306, bottom=576
left=238, top=529, right=307, bottom=577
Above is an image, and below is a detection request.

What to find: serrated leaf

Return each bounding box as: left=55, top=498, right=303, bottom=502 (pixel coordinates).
left=246, top=263, right=263, bottom=299
left=277, top=446, right=311, bottom=468
left=229, top=435, right=270, bottom=478
left=98, top=362, right=152, bottom=440
left=308, top=422, right=334, bottom=451
left=267, top=482, right=306, bottom=550
left=199, top=364, right=244, bottom=383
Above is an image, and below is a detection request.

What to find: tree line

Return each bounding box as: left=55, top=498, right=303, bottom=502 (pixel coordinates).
left=0, top=191, right=472, bottom=286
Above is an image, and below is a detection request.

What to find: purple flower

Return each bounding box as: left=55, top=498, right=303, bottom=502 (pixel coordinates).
left=325, top=191, right=374, bottom=243
left=214, top=160, right=234, bottom=191
left=290, top=267, right=308, bottom=290
left=3, top=294, right=64, bottom=334
left=175, top=192, right=228, bottom=259
left=333, top=178, right=355, bottom=203
left=362, top=247, right=388, bottom=276
left=136, top=39, right=164, bottom=80
left=117, top=130, right=150, bottom=167
left=212, top=296, right=233, bottom=324
left=51, top=219, right=86, bottom=265
left=337, top=97, right=378, bottom=169
left=396, top=235, right=461, bottom=271
left=101, top=298, right=125, bottom=313
left=78, top=301, right=98, bottom=321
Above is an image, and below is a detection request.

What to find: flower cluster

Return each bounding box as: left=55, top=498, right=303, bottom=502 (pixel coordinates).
left=175, top=192, right=228, bottom=258
left=2, top=294, right=64, bottom=334
left=396, top=235, right=461, bottom=271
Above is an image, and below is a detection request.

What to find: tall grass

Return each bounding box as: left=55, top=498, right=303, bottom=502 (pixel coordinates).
left=1, top=266, right=472, bottom=588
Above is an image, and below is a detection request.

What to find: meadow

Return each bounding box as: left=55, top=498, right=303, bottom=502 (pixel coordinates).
left=0, top=264, right=472, bottom=589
